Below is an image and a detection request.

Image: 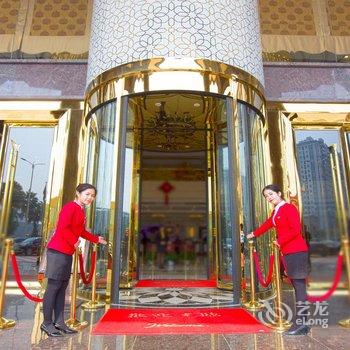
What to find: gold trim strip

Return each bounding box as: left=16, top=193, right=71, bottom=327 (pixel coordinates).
left=85, top=58, right=266, bottom=118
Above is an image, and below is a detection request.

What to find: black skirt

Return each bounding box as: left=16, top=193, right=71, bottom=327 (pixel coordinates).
left=283, top=251, right=310, bottom=279
left=45, top=248, right=73, bottom=280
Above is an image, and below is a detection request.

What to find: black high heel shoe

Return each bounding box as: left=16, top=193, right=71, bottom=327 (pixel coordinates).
left=54, top=323, right=78, bottom=334
left=283, top=324, right=310, bottom=336
left=40, top=323, right=63, bottom=337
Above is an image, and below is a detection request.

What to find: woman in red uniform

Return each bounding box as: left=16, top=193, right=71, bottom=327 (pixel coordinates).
left=246, top=184, right=310, bottom=335
left=41, top=183, right=107, bottom=337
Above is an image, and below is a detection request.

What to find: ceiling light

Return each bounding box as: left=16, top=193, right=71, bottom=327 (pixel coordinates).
left=148, top=101, right=196, bottom=151
left=193, top=103, right=200, bottom=107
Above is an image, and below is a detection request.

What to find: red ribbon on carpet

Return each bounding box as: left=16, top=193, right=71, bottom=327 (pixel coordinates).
left=78, top=250, right=96, bottom=285
left=253, top=250, right=274, bottom=288
left=10, top=252, right=43, bottom=302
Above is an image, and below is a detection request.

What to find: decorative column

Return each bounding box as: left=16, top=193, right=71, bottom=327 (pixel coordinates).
left=87, top=0, right=263, bottom=85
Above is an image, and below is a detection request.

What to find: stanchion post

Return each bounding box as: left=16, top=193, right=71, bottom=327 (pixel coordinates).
left=0, top=239, right=15, bottom=329
left=267, top=241, right=291, bottom=331
left=339, top=238, right=350, bottom=328
left=66, top=248, right=88, bottom=330
left=244, top=240, right=264, bottom=310
left=82, top=243, right=105, bottom=310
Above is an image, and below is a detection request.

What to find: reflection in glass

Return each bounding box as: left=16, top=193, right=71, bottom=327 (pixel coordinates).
left=0, top=127, right=54, bottom=280
left=90, top=102, right=116, bottom=282
left=119, top=145, right=136, bottom=285
left=238, top=103, right=269, bottom=292
left=295, top=129, right=349, bottom=284
left=119, top=98, right=141, bottom=286
left=216, top=129, right=234, bottom=284
left=296, top=131, right=343, bottom=243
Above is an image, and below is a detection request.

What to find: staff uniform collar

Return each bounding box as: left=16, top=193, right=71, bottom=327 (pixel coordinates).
left=74, top=200, right=84, bottom=209
left=272, top=200, right=286, bottom=225
left=274, top=200, right=286, bottom=212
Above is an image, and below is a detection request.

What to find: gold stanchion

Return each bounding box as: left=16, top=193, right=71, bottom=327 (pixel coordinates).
left=268, top=241, right=291, bottom=332
left=66, top=248, right=88, bottom=330
left=244, top=240, right=264, bottom=310
left=82, top=244, right=105, bottom=310
left=0, top=239, right=15, bottom=329
left=339, top=238, right=350, bottom=328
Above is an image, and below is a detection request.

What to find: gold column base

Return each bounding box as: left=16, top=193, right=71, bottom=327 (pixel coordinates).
left=267, top=319, right=292, bottom=332
left=244, top=300, right=265, bottom=311
left=339, top=318, right=350, bottom=328
left=81, top=300, right=105, bottom=311
left=65, top=318, right=88, bottom=330
left=0, top=317, right=16, bottom=329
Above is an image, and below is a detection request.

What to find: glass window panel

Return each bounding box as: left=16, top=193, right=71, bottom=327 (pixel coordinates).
left=90, top=102, right=116, bottom=282
left=216, top=129, right=234, bottom=284
left=0, top=126, right=54, bottom=280
left=295, top=129, right=349, bottom=285
left=238, top=103, right=269, bottom=291
left=118, top=97, right=141, bottom=286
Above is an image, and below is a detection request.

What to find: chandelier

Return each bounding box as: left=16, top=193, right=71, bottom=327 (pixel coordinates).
left=146, top=101, right=196, bottom=150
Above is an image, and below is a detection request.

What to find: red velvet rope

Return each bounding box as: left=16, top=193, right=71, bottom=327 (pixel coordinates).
left=253, top=251, right=274, bottom=287
left=78, top=250, right=96, bottom=285
left=306, top=253, right=344, bottom=302
left=10, top=253, right=43, bottom=302
left=281, top=252, right=344, bottom=302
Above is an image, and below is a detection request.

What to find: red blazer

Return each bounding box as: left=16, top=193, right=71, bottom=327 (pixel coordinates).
left=47, top=201, right=98, bottom=255
left=253, top=202, right=308, bottom=255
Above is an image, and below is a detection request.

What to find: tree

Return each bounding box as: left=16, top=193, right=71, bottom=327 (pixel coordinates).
left=1, top=181, right=43, bottom=236
left=1, top=181, right=26, bottom=235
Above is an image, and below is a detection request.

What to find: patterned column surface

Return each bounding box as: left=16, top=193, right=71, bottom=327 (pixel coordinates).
left=87, top=0, right=263, bottom=85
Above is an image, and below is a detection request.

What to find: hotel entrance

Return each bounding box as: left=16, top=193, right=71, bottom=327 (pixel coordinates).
left=82, top=58, right=272, bottom=307
left=124, top=92, right=236, bottom=284
left=84, top=91, right=243, bottom=301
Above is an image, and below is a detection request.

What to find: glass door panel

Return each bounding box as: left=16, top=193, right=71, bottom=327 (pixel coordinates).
left=295, top=129, right=349, bottom=287
left=215, top=97, right=240, bottom=301
left=237, top=103, right=270, bottom=293
left=118, top=97, right=141, bottom=287
left=88, top=102, right=116, bottom=292
left=0, top=125, right=54, bottom=280
left=216, top=128, right=233, bottom=284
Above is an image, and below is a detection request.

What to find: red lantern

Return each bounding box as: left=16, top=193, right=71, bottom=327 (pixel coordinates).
left=159, top=181, right=174, bottom=205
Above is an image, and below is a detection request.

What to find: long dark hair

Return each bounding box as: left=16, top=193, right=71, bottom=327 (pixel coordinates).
left=76, top=183, right=97, bottom=194
left=262, top=184, right=282, bottom=196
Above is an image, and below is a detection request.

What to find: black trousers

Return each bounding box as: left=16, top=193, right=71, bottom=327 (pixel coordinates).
left=291, top=278, right=307, bottom=302
left=291, top=278, right=308, bottom=325
left=42, top=278, right=69, bottom=326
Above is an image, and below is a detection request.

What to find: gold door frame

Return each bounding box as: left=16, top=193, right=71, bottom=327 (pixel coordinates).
left=0, top=101, right=84, bottom=257
left=266, top=103, right=350, bottom=242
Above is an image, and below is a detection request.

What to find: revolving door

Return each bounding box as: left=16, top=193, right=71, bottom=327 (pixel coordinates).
left=81, top=59, right=272, bottom=306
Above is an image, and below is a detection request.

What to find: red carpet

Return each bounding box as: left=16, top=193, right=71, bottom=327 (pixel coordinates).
left=135, top=279, right=217, bottom=288
left=92, top=307, right=271, bottom=335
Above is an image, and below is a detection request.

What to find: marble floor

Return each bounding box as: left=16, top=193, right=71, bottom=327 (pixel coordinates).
left=1, top=284, right=350, bottom=350
left=119, top=287, right=236, bottom=307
